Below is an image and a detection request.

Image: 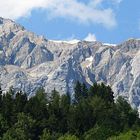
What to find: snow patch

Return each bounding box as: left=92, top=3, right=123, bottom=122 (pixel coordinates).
left=50, top=39, right=80, bottom=44
left=85, top=56, right=93, bottom=62
left=103, top=43, right=116, bottom=46
left=85, top=56, right=93, bottom=67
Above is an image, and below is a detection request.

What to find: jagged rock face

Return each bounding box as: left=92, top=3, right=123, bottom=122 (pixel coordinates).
left=0, top=17, right=140, bottom=109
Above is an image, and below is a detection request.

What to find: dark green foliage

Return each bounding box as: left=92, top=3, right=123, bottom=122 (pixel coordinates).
left=74, top=82, right=89, bottom=103
left=0, top=85, right=2, bottom=113
left=58, top=134, right=79, bottom=140
left=0, top=85, right=2, bottom=95
left=89, top=82, right=114, bottom=103
left=108, top=130, right=140, bottom=140
left=1, top=91, right=14, bottom=125
left=2, top=112, right=36, bottom=140
left=14, top=91, right=27, bottom=113
left=0, top=82, right=140, bottom=140
left=39, top=129, right=52, bottom=140
left=0, top=114, right=9, bottom=137
left=2, top=127, right=28, bottom=140
left=74, top=81, right=82, bottom=103
left=84, top=125, right=113, bottom=140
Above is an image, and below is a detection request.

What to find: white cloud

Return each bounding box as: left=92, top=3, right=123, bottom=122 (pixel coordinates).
left=0, top=0, right=122, bottom=28
left=84, top=33, right=97, bottom=41
left=88, top=0, right=104, bottom=8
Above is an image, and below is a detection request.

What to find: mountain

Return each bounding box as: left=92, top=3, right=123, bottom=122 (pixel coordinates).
left=0, top=17, right=140, bottom=109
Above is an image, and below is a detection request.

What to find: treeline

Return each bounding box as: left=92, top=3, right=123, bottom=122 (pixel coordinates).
left=0, top=82, right=140, bottom=140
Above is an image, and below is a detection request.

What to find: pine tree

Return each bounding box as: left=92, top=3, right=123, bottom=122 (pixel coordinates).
left=0, top=114, right=9, bottom=137
left=14, top=91, right=27, bottom=113
left=74, top=81, right=82, bottom=103
left=0, top=85, right=2, bottom=95
left=1, top=91, right=14, bottom=124
left=81, top=83, right=88, bottom=98
left=40, top=129, right=52, bottom=140
left=0, top=85, right=2, bottom=112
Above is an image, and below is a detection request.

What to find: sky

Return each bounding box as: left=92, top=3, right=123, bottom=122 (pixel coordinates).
left=0, top=0, right=139, bottom=44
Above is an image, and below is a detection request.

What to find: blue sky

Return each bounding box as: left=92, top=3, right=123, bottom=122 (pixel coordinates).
left=0, top=0, right=139, bottom=44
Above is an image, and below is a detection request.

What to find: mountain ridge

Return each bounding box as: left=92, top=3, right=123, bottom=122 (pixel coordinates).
left=0, top=17, right=140, bottom=111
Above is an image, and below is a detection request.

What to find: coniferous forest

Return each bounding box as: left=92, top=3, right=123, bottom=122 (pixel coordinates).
left=0, top=82, right=140, bottom=140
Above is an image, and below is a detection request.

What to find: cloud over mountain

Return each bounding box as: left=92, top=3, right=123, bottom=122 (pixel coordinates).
left=84, top=33, right=97, bottom=41
left=0, top=0, right=121, bottom=28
